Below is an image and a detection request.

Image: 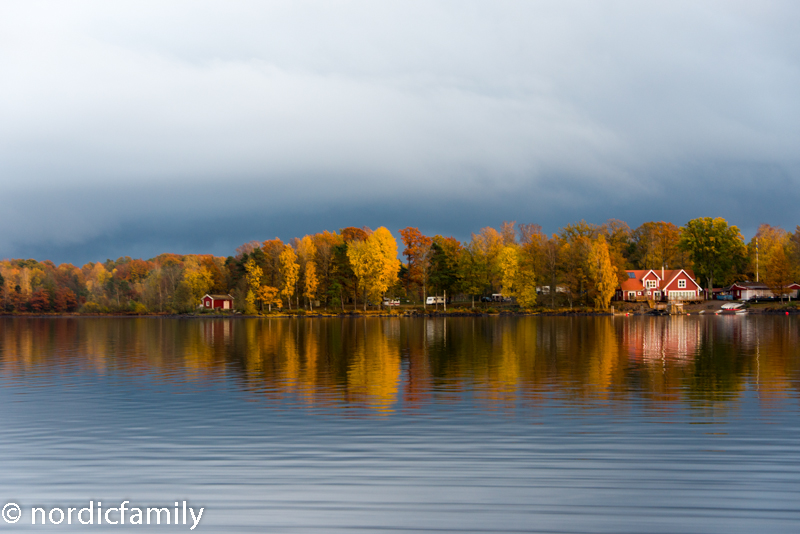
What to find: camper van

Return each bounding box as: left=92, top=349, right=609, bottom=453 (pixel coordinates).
left=425, top=296, right=445, bottom=305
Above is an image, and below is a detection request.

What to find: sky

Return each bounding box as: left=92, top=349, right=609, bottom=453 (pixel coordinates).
left=2, top=1, right=799, bottom=266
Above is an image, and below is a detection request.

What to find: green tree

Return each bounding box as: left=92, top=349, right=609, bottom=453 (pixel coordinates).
left=428, top=236, right=462, bottom=299
left=679, top=217, right=746, bottom=294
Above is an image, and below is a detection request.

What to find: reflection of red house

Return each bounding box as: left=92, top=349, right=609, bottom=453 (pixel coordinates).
left=201, top=294, right=234, bottom=310
left=616, top=269, right=702, bottom=302
left=621, top=317, right=701, bottom=362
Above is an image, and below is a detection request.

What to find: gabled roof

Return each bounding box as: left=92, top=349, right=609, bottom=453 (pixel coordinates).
left=621, top=269, right=699, bottom=290
left=640, top=269, right=661, bottom=280
left=728, top=281, right=769, bottom=290
left=203, top=294, right=234, bottom=300
left=729, top=281, right=800, bottom=290
left=663, top=269, right=701, bottom=290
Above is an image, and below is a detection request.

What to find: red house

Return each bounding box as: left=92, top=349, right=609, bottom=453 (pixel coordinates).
left=616, top=269, right=702, bottom=302
left=201, top=294, right=234, bottom=310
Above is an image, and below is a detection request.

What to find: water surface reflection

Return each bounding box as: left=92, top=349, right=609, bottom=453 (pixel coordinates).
left=2, top=316, right=799, bottom=413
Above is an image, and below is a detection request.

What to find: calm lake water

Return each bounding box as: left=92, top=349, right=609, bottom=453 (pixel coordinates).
left=1, top=315, right=800, bottom=533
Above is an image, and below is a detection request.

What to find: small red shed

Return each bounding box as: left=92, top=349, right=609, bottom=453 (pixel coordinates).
left=201, top=294, right=234, bottom=310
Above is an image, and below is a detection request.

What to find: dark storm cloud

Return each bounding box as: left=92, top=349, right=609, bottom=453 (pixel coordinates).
left=1, top=1, right=799, bottom=264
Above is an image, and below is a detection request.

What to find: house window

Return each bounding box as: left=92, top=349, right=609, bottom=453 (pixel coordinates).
left=678, top=280, right=686, bottom=289
left=646, top=280, right=658, bottom=289
left=638, top=291, right=642, bottom=296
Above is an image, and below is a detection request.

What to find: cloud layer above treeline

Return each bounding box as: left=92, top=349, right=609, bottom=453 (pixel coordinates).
left=2, top=1, right=799, bottom=265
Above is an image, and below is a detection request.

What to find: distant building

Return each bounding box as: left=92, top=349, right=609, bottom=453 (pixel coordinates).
left=616, top=269, right=702, bottom=302
left=725, top=281, right=800, bottom=301
left=201, top=294, right=234, bottom=310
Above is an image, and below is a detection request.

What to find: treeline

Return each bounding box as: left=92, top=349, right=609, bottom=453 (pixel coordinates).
left=1, top=218, right=799, bottom=314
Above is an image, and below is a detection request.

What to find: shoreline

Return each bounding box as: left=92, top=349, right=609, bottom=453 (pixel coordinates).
left=2, top=305, right=797, bottom=319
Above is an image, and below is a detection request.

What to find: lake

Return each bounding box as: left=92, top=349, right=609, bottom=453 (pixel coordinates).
left=1, top=315, right=799, bottom=532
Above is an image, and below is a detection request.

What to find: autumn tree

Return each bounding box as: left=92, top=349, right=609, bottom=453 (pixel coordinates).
left=764, top=245, right=793, bottom=302
left=498, top=245, right=519, bottom=297
left=53, top=287, right=78, bottom=312
left=747, top=224, right=788, bottom=282
left=180, top=257, right=213, bottom=310
left=399, top=227, right=433, bottom=303
left=558, top=226, right=593, bottom=307
left=244, top=258, right=264, bottom=314
left=347, top=227, right=400, bottom=311
left=257, top=285, right=281, bottom=312
left=279, top=246, right=300, bottom=311
left=296, top=235, right=318, bottom=309
left=679, top=217, right=746, bottom=294
left=789, top=226, right=800, bottom=282
left=304, top=261, right=319, bottom=310
left=587, top=236, right=617, bottom=310
left=260, top=238, right=285, bottom=288
left=522, top=226, right=560, bottom=307
left=500, top=221, right=517, bottom=245
left=459, top=243, right=486, bottom=308
left=469, top=227, right=504, bottom=296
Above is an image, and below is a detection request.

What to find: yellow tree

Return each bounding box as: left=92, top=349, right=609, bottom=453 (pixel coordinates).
left=372, top=226, right=401, bottom=299
left=257, top=285, right=281, bottom=312
left=498, top=245, right=519, bottom=297
left=182, top=257, right=213, bottom=309
left=516, top=246, right=538, bottom=309
left=498, top=244, right=537, bottom=308
left=587, top=236, right=617, bottom=310
left=279, top=246, right=299, bottom=311
left=304, top=261, right=319, bottom=311
left=244, top=258, right=263, bottom=314
left=764, top=245, right=793, bottom=302
left=296, top=234, right=319, bottom=309
left=347, top=227, right=400, bottom=311
left=749, top=224, right=788, bottom=282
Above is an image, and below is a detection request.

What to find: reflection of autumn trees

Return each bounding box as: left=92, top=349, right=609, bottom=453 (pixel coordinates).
left=2, top=317, right=800, bottom=414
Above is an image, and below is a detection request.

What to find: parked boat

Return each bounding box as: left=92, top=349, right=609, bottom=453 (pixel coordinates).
left=716, top=302, right=748, bottom=315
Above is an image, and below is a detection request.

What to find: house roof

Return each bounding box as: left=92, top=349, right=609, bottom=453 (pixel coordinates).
left=663, top=269, right=702, bottom=290
left=620, top=278, right=644, bottom=291
left=620, top=269, right=699, bottom=290
left=204, top=294, right=234, bottom=300
left=728, top=281, right=800, bottom=290
left=728, top=281, right=769, bottom=290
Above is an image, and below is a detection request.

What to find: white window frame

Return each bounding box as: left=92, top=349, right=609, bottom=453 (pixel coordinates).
left=678, top=279, right=687, bottom=289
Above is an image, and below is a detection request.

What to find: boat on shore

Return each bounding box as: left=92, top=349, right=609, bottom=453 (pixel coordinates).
left=716, top=302, right=748, bottom=315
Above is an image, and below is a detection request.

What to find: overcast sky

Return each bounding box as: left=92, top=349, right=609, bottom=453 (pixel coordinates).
left=2, top=1, right=799, bottom=265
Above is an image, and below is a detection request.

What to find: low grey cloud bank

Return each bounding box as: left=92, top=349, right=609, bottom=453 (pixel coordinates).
left=1, top=1, right=799, bottom=264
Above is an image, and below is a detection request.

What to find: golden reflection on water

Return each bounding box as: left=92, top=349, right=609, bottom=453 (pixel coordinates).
left=1, top=316, right=799, bottom=413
